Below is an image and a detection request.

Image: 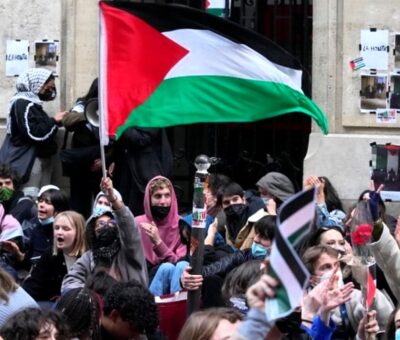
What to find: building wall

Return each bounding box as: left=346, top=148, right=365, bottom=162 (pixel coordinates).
left=0, top=1, right=99, bottom=189
left=2, top=1, right=398, bottom=206
left=0, top=1, right=61, bottom=119
left=306, top=0, right=400, bottom=212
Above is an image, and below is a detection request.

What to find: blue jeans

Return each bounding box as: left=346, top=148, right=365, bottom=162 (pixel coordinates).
left=149, top=261, right=189, bottom=296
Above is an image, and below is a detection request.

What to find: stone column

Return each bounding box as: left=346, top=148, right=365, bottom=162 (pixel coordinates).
left=305, top=0, right=400, bottom=211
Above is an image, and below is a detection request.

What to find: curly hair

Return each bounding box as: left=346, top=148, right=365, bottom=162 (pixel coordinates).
left=103, top=280, right=159, bottom=335
left=0, top=164, right=21, bottom=190
left=149, top=177, right=172, bottom=196
left=0, top=308, right=69, bottom=340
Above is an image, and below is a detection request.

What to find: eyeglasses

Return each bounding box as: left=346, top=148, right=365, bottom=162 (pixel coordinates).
left=95, top=220, right=117, bottom=233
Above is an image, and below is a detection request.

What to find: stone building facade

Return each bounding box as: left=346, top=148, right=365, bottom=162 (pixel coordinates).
left=1, top=0, right=400, bottom=208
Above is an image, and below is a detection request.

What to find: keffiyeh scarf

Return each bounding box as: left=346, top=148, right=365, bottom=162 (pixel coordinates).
left=7, top=68, right=52, bottom=133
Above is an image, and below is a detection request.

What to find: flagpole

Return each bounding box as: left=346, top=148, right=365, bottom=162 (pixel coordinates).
left=187, top=155, right=210, bottom=315
left=98, top=0, right=107, bottom=178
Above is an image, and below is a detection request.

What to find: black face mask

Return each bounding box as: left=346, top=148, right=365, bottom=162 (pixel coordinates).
left=151, top=205, right=170, bottom=220
left=224, top=203, right=246, bottom=219
left=95, top=226, right=119, bottom=248
left=38, top=88, right=57, bottom=101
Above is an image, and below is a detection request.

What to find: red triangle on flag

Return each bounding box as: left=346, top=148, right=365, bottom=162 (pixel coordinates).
left=100, top=2, right=189, bottom=137
left=366, top=267, right=376, bottom=309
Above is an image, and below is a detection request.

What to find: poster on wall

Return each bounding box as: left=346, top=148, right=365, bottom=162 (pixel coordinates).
left=371, top=143, right=400, bottom=201
left=34, top=40, right=58, bottom=73
left=389, top=75, right=400, bottom=109
left=360, top=73, right=387, bottom=112
left=5, top=40, right=29, bottom=77
left=394, top=34, right=400, bottom=71
left=360, top=29, right=389, bottom=70
left=376, top=109, right=397, bottom=124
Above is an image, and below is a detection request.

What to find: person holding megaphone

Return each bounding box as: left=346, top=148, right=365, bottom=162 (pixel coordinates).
left=61, top=78, right=112, bottom=218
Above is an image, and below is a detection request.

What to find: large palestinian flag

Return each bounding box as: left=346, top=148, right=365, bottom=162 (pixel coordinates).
left=99, top=1, right=328, bottom=143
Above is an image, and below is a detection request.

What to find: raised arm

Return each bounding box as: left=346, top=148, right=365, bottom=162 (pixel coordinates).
left=100, top=176, right=148, bottom=286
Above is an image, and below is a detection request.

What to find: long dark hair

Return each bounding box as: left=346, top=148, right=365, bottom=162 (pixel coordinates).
left=319, top=176, right=343, bottom=212
left=385, top=305, right=400, bottom=339
left=77, top=78, right=98, bottom=103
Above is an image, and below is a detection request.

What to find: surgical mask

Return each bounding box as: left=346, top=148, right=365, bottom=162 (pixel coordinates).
left=39, top=216, right=55, bottom=225
left=251, top=242, right=269, bottom=259
left=151, top=205, right=170, bottom=220
left=96, top=226, right=119, bottom=248
left=395, top=328, right=400, bottom=340
left=261, top=197, right=271, bottom=206
left=93, top=204, right=112, bottom=216
left=224, top=204, right=246, bottom=219
left=0, top=187, right=14, bottom=202
left=319, top=269, right=344, bottom=287
left=38, top=88, right=57, bottom=101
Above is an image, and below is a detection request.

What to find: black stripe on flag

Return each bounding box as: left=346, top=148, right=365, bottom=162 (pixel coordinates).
left=101, top=1, right=302, bottom=71
left=275, top=226, right=308, bottom=286
left=279, top=187, right=315, bottom=223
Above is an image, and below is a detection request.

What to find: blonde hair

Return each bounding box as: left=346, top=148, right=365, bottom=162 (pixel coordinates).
left=149, top=177, right=172, bottom=195
left=53, top=211, right=87, bottom=257
left=0, top=267, right=17, bottom=303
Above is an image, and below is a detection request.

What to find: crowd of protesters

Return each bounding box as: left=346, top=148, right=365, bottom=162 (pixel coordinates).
left=0, top=68, right=399, bottom=339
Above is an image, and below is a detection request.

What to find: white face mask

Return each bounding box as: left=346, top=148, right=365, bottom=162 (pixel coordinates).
left=319, top=269, right=344, bottom=288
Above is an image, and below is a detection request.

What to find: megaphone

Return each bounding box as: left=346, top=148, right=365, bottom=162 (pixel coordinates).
left=84, top=98, right=99, bottom=127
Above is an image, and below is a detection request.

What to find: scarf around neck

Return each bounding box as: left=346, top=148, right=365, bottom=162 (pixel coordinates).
left=7, top=68, right=52, bottom=133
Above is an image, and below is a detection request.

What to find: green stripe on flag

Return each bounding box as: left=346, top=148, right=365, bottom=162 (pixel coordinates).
left=207, top=8, right=225, bottom=16
left=116, top=75, right=328, bottom=138
left=287, top=222, right=309, bottom=245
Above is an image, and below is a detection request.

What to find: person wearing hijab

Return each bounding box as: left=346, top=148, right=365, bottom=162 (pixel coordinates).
left=3, top=68, right=67, bottom=192
left=91, top=188, right=122, bottom=216
left=135, top=176, right=186, bottom=295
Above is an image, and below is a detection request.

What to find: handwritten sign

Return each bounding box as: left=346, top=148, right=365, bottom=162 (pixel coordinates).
left=5, top=40, right=29, bottom=76
left=360, top=30, right=388, bottom=70
left=360, top=30, right=389, bottom=70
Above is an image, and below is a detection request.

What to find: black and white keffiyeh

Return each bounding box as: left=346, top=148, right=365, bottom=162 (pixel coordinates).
left=6, top=68, right=53, bottom=133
